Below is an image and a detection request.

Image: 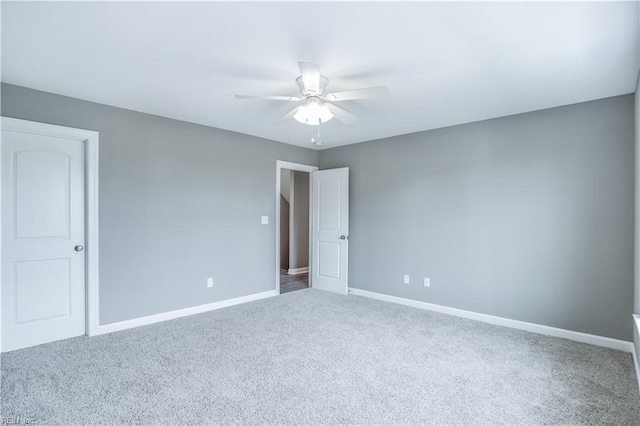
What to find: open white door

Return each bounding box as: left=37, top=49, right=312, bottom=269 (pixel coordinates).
left=311, top=168, right=349, bottom=295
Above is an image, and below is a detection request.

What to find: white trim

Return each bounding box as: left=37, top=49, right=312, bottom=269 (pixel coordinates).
left=93, top=290, right=277, bottom=335
left=275, top=160, right=318, bottom=294
left=632, top=345, right=640, bottom=395
left=0, top=117, right=100, bottom=343
left=85, top=128, right=100, bottom=336
left=349, top=288, right=634, bottom=353
left=287, top=267, right=309, bottom=275
left=288, top=170, right=295, bottom=273
left=633, top=315, right=640, bottom=392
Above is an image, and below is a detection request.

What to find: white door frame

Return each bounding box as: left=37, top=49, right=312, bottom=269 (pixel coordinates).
left=275, top=160, right=318, bottom=294
left=0, top=117, right=100, bottom=345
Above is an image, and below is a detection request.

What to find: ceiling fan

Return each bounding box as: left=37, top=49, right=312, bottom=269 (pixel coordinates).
left=235, top=62, right=389, bottom=126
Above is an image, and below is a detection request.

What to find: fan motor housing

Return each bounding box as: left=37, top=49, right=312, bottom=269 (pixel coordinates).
left=296, top=75, right=330, bottom=96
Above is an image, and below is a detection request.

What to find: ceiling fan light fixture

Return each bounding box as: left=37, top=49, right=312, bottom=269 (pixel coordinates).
left=294, top=98, right=333, bottom=126
left=236, top=62, right=387, bottom=126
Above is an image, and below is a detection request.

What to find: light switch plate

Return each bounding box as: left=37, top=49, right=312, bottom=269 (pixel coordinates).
left=261, top=216, right=269, bottom=225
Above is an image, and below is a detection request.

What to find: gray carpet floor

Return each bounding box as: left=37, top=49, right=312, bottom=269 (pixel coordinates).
left=2, top=289, right=639, bottom=425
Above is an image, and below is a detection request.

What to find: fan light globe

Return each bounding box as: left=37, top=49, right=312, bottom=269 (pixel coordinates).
left=294, top=98, right=333, bottom=126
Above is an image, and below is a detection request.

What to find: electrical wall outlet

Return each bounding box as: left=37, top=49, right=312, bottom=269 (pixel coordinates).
left=403, top=274, right=410, bottom=284
left=207, top=277, right=213, bottom=288
left=424, top=277, right=430, bottom=287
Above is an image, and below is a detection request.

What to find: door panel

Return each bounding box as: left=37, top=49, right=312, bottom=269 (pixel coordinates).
left=2, top=129, right=86, bottom=352
left=318, top=178, right=341, bottom=231
left=15, top=259, right=71, bottom=323
left=317, top=242, right=341, bottom=279
left=15, top=150, right=71, bottom=239
left=311, top=168, right=349, bottom=294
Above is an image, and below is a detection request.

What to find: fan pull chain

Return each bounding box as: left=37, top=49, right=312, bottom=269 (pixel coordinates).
left=311, top=119, right=323, bottom=146
left=310, top=122, right=315, bottom=145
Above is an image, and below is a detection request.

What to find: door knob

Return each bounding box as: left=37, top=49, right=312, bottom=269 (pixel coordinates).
left=75, top=245, right=84, bottom=252
left=340, top=235, right=348, bottom=240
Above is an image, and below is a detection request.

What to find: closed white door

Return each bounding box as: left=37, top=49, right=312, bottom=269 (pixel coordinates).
left=2, top=127, right=86, bottom=352
left=311, top=168, right=349, bottom=295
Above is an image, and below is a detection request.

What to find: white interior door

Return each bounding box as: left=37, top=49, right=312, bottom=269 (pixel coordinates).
left=311, top=167, right=349, bottom=295
left=2, top=127, right=86, bottom=352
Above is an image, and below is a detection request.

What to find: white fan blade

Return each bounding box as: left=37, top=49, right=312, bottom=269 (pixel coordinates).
left=235, top=95, right=300, bottom=101
left=298, top=62, right=321, bottom=94
left=325, top=86, right=390, bottom=101
left=275, top=106, right=301, bottom=124
left=325, top=103, right=358, bottom=124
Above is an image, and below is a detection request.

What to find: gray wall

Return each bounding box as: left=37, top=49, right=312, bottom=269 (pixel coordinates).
left=289, top=171, right=310, bottom=270
left=280, top=169, right=291, bottom=203
left=320, top=95, right=635, bottom=341
left=280, top=168, right=292, bottom=270
left=3, top=83, right=634, bottom=341
left=1, top=83, right=319, bottom=325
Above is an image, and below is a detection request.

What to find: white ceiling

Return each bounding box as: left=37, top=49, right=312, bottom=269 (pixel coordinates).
left=2, top=1, right=638, bottom=150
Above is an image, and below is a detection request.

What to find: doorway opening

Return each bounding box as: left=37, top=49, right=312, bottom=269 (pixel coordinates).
left=280, top=168, right=310, bottom=293
left=275, top=161, right=318, bottom=294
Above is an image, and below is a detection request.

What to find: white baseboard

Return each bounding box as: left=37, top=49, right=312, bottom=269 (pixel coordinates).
left=91, top=290, right=278, bottom=336
left=632, top=344, right=640, bottom=394
left=349, top=288, right=633, bottom=353
left=632, top=315, right=640, bottom=392
left=287, top=267, right=309, bottom=275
